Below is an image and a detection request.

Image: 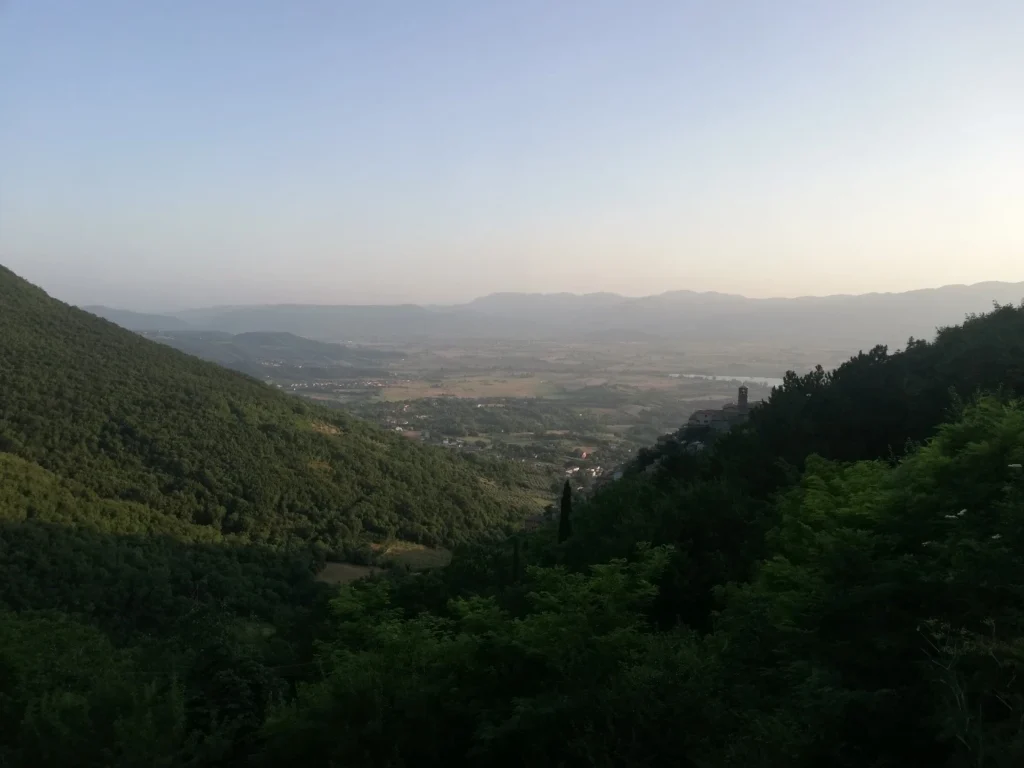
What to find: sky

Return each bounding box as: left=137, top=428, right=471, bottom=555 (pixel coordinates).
left=1, top=1, right=1022, bottom=310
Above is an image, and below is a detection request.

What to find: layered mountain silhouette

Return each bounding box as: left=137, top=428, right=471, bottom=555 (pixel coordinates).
left=86, top=282, right=1024, bottom=348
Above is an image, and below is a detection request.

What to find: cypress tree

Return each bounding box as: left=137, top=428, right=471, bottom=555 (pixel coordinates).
left=511, top=537, right=521, bottom=583
left=558, top=480, right=573, bottom=543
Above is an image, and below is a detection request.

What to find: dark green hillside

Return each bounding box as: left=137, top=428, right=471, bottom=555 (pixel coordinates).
left=537, top=303, right=1024, bottom=629
left=0, top=266, right=534, bottom=551
left=266, top=396, right=1024, bottom=767
left=0, top=453, right=321, bottom=638
left=258, top=304, right=1024, bottom=767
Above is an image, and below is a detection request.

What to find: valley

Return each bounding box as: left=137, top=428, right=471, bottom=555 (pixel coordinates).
left=4, top=4, right=1022, bottom=763
left=5, top=264, right=1024, bottom=766
left=139, top=328, right=782, bottom=494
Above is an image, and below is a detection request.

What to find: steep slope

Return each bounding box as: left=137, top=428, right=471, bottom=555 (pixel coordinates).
left=0, top=266, right=534, bottom=552
left=266, top=397, right=1024, bottom=767
left=508, top=301, right=1024, bottom=631
left=0, top=452, right=316, bottom=637
left=253, top=304, right=1024, bottom=767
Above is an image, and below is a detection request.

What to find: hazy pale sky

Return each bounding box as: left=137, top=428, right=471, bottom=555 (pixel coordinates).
left=1, top=0, right=1022, bottom=310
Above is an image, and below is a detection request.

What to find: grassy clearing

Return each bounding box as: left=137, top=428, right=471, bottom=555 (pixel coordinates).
left=315, top=543, right=452, bottom=586
left=371, top=541, right=453, bottom=570
left=315, top=562, right=382, bottom=585
left=308, top=420, right=341, bottom=435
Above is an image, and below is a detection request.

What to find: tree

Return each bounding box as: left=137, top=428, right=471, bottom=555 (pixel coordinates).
left=558, top=480, right=573, bottom=543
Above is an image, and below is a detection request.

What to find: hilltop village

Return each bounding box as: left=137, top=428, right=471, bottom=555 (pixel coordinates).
left=686, top=385, right=762, bottom=432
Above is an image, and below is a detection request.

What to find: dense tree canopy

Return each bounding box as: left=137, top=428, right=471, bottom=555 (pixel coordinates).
left=0, top=265, right=538, bottom=765
left=262, top=397, right=1024, bottom=767
left=3, top=261, right=1024, bottom=766
left=0, top=266, right=536, bottom=553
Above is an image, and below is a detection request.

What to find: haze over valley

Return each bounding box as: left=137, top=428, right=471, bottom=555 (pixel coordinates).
left=80, top=278, right=1024, bottom=510
left=89, top=279, right=1024, bottom=350
left=2, top=1, right=1024, bottom=766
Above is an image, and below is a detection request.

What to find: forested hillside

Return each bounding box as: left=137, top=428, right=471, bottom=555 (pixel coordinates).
left=271, top=396, right=1024, bottom=766
left=3, top=275, right=1024, bottom=766
left=261, top=301, right=1024, bottom=766
left=0, top=265, right=535, bottom=552
left=0, top=265, right=538, bottom=766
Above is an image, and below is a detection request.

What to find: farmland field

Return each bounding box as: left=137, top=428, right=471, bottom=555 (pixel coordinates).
left=255, top=336, right=789, bottom=503
left=372, top=541, right=453, bottom=570
left=315, top=562, right=382, bottom=585
left=376, top=375, right=554, bottom=401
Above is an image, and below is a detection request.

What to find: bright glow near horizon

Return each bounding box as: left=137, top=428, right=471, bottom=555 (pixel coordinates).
left=1, top=0, right=1022, bottom=311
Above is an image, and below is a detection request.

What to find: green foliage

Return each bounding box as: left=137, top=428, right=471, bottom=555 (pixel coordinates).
left=0, top=265, right=537, bottom=765
left=0, top=265, right=535, bottom=552
left=259, top=398, right=1024, bottom=767
left=558, top=479, right=573, bottom=543
left=251, top=303, right=1024, bottom=765
left=708, top=397, right=1024, bottom=765
left=0, top=612, right=187, bottom=767
left=554, top=302, right=1024, bottom=629
left=4, top=263, right=1024, bottom=766
left=261, top=546, right=677, bottom=766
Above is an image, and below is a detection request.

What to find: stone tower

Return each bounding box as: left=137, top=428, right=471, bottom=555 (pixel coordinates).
left=738, top=385, right=749, bottom=413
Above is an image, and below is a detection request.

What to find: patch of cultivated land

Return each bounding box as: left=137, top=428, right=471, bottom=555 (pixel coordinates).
left=372, top=541, right=453, bottom=570
left=317, top=542, right=453, bottom=585
left=315, top=562, right=383, bottom=585
left=376, top=375, right=554, bottom=401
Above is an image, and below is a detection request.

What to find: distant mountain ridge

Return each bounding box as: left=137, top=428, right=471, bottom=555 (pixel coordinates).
left=83, top=305, right=193, bottom=331
left=85, top=281, right=1024, bottom=349
left=141, top=329, right=402, bottom=373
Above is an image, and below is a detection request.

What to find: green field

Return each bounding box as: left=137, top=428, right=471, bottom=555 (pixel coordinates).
left=372, top=541, right=454, bottom=570
left=315, top=562, right=383, bottom=585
